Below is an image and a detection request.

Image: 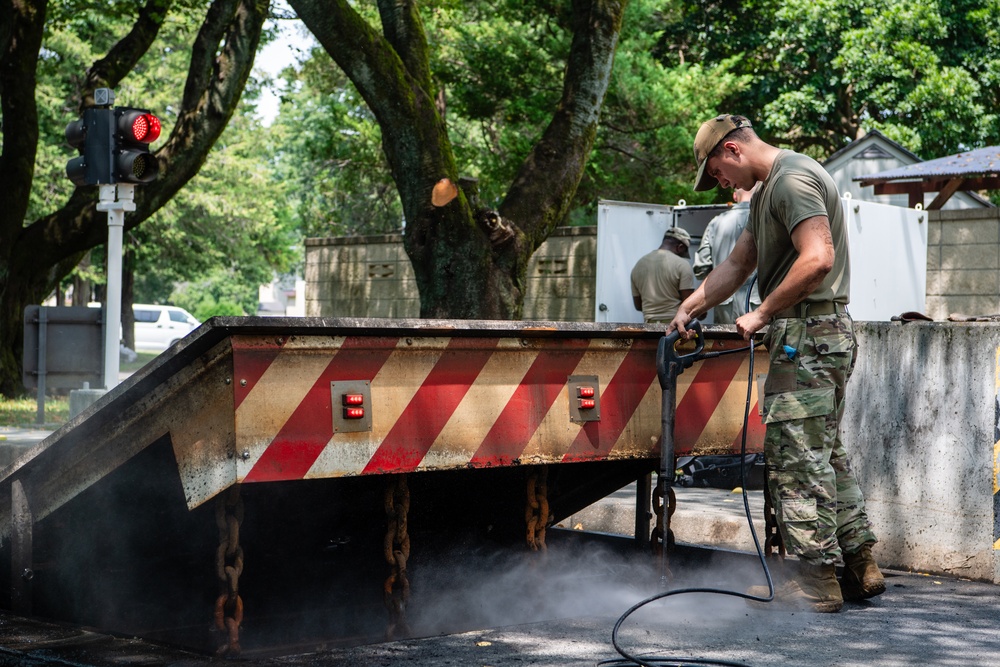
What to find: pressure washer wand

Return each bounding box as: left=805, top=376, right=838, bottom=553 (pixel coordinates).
left=654, top=320, right=704, bottom=586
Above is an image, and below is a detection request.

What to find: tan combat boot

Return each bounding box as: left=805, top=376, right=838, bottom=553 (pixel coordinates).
left=841, top=544, right=886, bottom=601
left=747, top=561, right=844, bottom=613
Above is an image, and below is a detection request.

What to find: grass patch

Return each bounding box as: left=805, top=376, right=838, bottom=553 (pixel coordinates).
left=1, top=353, right=159, bottom=429
left=0, top=396, right=70, bottom=428
left=122, top=351, right=159, bottom=373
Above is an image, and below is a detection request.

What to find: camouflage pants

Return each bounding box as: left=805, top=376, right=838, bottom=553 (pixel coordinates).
left=762, top=312, right=877, bottom=565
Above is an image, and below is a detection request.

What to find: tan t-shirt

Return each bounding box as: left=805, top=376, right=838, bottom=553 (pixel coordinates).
left=749, top=150, right=850, bottom=304
left=630, top=248, right=695, bottom=322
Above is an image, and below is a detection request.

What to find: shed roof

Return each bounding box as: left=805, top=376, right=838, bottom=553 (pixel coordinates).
left=824, top=129, right=921, bottom=168
left=855, top=146, right=1000, bottom=182
left=854, top=145, right=1000, bottom=209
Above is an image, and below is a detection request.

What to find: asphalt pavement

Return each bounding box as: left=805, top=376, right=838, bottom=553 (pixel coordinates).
left=0, top=430, right=996, bottom=667
left=0, top=480, right=997, bottom=666
left=0, top=543, right=997, bottom=667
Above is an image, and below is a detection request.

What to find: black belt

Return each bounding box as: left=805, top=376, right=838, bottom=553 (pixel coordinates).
left=775, top=301, right=846, bottom=319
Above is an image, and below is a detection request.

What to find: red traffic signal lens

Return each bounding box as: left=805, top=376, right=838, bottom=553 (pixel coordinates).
left=129, top=113, right=161, bottom=143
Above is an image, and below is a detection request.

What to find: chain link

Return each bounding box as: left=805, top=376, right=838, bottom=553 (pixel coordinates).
left=213, top=485, right=244, bottom=656
left=762, top=472, right=786, bottom=558
left=383, top=475, right=411, bottom=640
left=650, top=477, right=676, bottom=557
left=525, top=467, right=549, bottom=551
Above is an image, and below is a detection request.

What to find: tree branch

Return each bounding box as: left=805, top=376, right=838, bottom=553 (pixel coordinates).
left=376, top=0, right=434, bottom=92
left=82, top=0, right=175, bottom=106
left=499, top=0, right=627, bottom=247
left=290, top=0, right=459, bottom=227
left=0, top=0, right=46, bottom=250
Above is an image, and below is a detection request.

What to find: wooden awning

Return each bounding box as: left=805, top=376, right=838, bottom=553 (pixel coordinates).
left=855, top=146, right=1000, bottom=209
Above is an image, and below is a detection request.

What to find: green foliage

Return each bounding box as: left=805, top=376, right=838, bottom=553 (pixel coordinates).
left=170, top=270, right=250, bottom=320
left=659, top=0, right=1000, bottom=159
left=579, top=0, right=751, bottom=209
left=430, top=0, right=570, bottom=207
left=32, top=1, right=294, bottom=313
left=268, top=48, right=404, bottom=237
left=134, top=99, right=298, bottom=309
left=270, top=0, right=742, bottom=232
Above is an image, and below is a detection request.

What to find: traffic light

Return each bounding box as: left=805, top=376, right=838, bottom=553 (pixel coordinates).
left=65, top=89, right=161, bottom=187
left=112, top=108, right=161, bottom=183
left=65, top=108, right=114, bottom=186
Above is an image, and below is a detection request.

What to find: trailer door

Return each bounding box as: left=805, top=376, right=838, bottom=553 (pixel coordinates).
left=594, top=200, right=674, bottom=323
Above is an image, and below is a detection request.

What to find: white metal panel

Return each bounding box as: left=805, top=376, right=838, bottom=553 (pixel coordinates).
left=844, top=196, right=927, bottom=321
left=595, top=196, right=927, bottom=325
left=594, top=200, right=673, bottom=323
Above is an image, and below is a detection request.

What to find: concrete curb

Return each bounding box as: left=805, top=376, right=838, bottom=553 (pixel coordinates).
left=562, top=484, right=768, bottom=554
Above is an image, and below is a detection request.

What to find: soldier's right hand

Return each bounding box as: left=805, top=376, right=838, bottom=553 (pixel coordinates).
left=666, top=310, right=696, bottom=340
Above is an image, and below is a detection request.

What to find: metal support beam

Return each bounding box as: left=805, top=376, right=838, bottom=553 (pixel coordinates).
left=96, top=184, right=135, bottom=391
left=11, top=480, right=33, bottom=615
left=35, top=309, right=47, bottom=425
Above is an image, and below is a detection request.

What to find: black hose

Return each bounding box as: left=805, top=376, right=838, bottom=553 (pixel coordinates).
left=600, top=280, right=772, bottom=667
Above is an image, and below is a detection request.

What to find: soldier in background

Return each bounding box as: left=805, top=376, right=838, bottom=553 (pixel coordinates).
left=693, top=184, right=760, bottom=323
left=630, top=227, right=695, bottom=324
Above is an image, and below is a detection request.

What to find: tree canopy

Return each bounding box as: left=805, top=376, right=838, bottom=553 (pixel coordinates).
left=1, top=0, right=269, bottom=395
left=657, top=0, right=1000, bottom=158
left=270, top=0, right=743, bottom=240
left=4, top=0, right=999, bottom=397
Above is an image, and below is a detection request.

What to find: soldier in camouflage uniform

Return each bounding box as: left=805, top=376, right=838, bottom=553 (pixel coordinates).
left=667, top=114, right=885, bottom=613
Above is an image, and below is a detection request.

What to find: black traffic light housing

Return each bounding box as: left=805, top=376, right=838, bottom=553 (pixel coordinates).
left=65, top=88, right=161, bottom=186
left=112, top=107, right=161, bottom=183
left=65, top=107, right=114, bottom=186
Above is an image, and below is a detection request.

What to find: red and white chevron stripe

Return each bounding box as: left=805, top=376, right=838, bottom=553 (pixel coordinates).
left=229, top=333, right=763, bottom=483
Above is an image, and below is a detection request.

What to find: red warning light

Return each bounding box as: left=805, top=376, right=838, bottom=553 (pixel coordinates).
left=343, top=394, right=364, bottom=406
left=113, top=108, right=161, bottom=183
left=343, top=407, right=365, bottom=419
left=129, top=113, right=161, bottom=142
left=579, top=398, right=596, bottom=410
left=578, top=386, right=595, bottom=398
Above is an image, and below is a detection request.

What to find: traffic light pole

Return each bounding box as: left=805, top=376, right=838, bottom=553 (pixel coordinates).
left=96, top=183, right=135, bottom=391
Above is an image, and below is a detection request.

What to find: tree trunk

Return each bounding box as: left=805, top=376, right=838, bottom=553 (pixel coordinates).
left=292, top=0, right=627, bottom=319
left=0, top=0, right=268, bottom=396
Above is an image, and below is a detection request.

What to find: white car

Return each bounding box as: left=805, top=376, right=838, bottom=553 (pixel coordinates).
left=132, top=304, right=201, bottom=352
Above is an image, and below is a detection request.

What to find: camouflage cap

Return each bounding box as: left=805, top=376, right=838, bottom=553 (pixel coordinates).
left=693, top=114, right=753, bottom=191
left=663, top=226, right=691, bottom=248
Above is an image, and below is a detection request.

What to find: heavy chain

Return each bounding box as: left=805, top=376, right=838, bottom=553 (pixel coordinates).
left=525, top=467, right=549, bottom=552
left=762, top=473, right=786, bottom=558
left=213, top=485, right=244, bottom=657
left=650, top=478, right=676, bottom=557
left=383, top=475, right=411, bottom=640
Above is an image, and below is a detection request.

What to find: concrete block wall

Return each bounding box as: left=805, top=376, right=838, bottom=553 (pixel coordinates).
left=305, top=234, right=420, bottom=318
left=926, top=208, right=1000, bottom=320
left=521, top=226, right=596, bottom=321
left=305, top=227, right=597, bottom=321
left=847, top=322, right=1000, bottom=583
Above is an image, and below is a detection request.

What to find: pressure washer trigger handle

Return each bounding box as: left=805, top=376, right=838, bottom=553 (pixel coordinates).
left=656, top=320, right=704, bottom=389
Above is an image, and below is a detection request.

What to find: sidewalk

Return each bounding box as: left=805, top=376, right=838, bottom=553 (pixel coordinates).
left=563, top=483, right=767, bottom=553
left=0, top=426, right=53, bottom=468
left=0, top=426, right=53, bottom=445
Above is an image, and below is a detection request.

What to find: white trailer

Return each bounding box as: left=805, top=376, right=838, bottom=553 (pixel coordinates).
left=595, top=197, right=927, bottom=323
